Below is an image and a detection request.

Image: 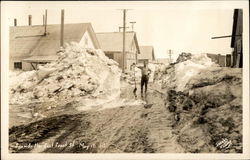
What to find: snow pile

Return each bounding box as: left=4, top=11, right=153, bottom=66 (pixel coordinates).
left=9, top=70, right=38, bottom=104
left=175, top=52, right=192, bottom=63
left=147, top=63, right=157, bottom=82
left=121, top=66, right=141, bottom=85
left=9, top=70, right=36, bottom=89
left=9, top=42, right=121, bottom=105
left=175, top=53, right=219, bottom=91
left=167, top=67, right=242, bottom=153
left=154, top=53, right=219, bottom=92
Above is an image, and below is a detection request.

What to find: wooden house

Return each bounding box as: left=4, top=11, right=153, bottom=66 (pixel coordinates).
left=231, top=9, right=243, bottom=68
left=10, top=23, right=100, bottom=70
left=96, top=32, right=140, bottom=71
left=138, top=46, right=155, bottom=64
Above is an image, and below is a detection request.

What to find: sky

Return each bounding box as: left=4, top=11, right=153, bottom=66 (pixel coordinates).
left=2, top=1, right=248, bottom=59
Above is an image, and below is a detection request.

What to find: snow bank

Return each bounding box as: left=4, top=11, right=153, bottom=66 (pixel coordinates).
left=154, top=53, right=219, bottom=92
left=9, top=42, right=121, bottom=105
left=166, top=67, right=242, bottom=153
left=121, top=66, right=142, bottom=85
left=162, top=53, right=242, bottom=153
left=148, top=63, right=157, bottom=82
left=175, top=53, right=219, bottom=91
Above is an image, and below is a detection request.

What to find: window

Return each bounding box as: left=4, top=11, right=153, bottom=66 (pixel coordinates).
left=14, top=62, right=22, bottom=69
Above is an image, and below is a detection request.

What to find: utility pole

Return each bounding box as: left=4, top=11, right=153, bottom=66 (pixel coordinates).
left=122, top=9, right=126, bottom=72
left=118, top=9, right=132, bottom=72
left=168, top=49, right=172, bottom=63
left=60, top=9, right=64, bottom=47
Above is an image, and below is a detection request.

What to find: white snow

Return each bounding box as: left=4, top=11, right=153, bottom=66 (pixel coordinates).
left=175, top=53, right=219, bottom=91
left=9, top=42, right=121, bottom=107
left=154, top=53, right=219, bottom=92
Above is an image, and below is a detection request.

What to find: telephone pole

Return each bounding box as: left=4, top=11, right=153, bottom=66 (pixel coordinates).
left=168, top=49, right=172, bottom=63
left=122, top=9, right=126, bottom=72
left=118, top=9, right=131, bottom=72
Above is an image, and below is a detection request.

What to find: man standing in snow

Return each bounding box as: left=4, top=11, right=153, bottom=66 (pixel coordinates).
left=139, top=62, right=151, bottom=96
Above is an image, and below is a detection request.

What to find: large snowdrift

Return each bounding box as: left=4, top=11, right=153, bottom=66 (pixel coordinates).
left=9, top=43, right=121, bottom=105
left=154, top=53, right=219, bottom=92
left=167, top=67, right=242, bottom=153
left=157, top=53, right=243, bottom=153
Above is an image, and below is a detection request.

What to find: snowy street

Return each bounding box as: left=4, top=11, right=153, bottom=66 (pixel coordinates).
left=9, top=45, right=243, bottom=153
left=3, top=2, right=248, bottom=159
left=9, top=82, right=185, bottom=153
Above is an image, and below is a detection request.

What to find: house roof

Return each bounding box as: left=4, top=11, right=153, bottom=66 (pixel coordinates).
left=22, top=55, right=58, bottom=62
left=138, top=46, right=155, bottom=60
left=96, top=32, right=140, bottom=54
left=10, top=23, right=100, bottom=61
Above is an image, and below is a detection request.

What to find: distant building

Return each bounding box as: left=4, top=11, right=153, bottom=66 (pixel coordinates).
left=96, top=32, right=140, bottom=70
left=138, top=46, right=155, bottom=64
left=231, top=9, right=243, bottom=68
left=206, top=53, right=226, bottom=67
left=10, top=23, right=100, bottom=71
left=155, top=58, right=169, bottom=65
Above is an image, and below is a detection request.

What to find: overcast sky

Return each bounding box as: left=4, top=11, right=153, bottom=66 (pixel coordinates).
left=2, top=1, right=248, bottom=59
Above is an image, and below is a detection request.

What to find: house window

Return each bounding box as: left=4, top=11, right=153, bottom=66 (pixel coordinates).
left=14, top=62, right=22, bottom=69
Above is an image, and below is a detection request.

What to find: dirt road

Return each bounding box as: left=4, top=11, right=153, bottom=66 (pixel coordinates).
left=9, top=83, right=184, bottom=153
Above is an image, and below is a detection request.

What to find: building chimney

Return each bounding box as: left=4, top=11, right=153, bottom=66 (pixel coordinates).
left=60, top=9, right=64, bottom=47
left=44, top=9, right=47, bottom=35
left=43, top=15, right=45, bottom=26
left=130, top=21, right=136, bottom=32
left=28, top=15, right=32, bottom=26
left=14, top=19, right=17, bottom=26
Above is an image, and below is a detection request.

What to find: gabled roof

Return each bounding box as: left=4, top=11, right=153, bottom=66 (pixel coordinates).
left=138, top=46, right=155, bottom=60
left=96, top=32, right=140, bottom=53
left=22, top=55, right=58, bottom=62
left=10, top=23, right=100, bottom=60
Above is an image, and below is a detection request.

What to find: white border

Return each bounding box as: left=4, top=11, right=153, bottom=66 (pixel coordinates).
left=1, top=1, right=249, bottom=160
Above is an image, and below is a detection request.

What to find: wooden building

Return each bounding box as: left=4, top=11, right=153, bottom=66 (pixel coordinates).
left=96, top=32, right=140, bottom=70
left=206, top=53, right=227, bottom=67
left=138, top=46, right=155, bottom=64
left=231, top=9, right=243, bottom=68
left=10, top=23, right=100, bottom=71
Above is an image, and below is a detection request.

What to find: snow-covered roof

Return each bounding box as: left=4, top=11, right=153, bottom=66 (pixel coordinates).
left=138, top=46, right=155, bottom=60
left=10, top=23, right=100, bottom=59
left=96, top=32, right=140, bottom=54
